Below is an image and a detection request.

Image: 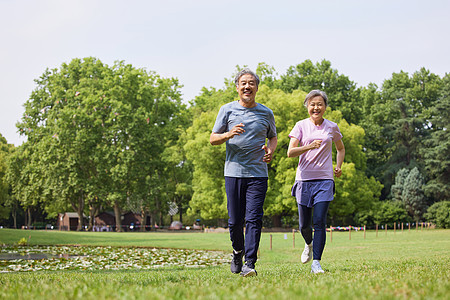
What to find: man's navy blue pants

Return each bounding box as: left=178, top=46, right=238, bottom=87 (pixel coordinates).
left=225, top=176, right=267, bottom=266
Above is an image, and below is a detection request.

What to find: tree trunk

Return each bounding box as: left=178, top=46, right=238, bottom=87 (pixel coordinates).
left=140, top=207, right=147, bottom=232
left=155, top=196, right=162, bottom=227
left=88, top=204, right=99, bottom=231
left=159, top=211, right=163, bottom=228
left=12, top=204, right=17, bottom=229
left=27, top=207, right=32, bottom=228
left=76, top=195, right=85, bottom=231
left=272, top=215, right=282, bottom=228
left=114, top=201, right=122, bottom=232
left=71, top=193, right=85, bottom=231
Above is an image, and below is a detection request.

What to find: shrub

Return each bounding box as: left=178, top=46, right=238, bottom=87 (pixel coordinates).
left=17, top=237, right=28, bottom=245
left=424, top=201, right=450, bottom=228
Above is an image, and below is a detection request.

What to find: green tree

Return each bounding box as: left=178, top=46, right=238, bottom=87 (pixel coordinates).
left=421, top=74, right=450, bottom=202
left=256, top=62, right=278, bottom=88
left=390, top=168, right=409, bottom=202
left=331, top=163, right=383, bottom=225
left=6, top=143, right=45, bottom=228
left=360, top=69, right=443, bottom=199
left=14, top=57, right=183, bottom=231
left=185, top=108, right=227, bottom=220
left=424, top=201, right=450, bottom=228
left=278, top=59, right=362, bottom=124
left=402, top=167, right=427, bottom=222
left=0, top=133, right=14, bottom=224
left=373, top=201, right=409, bottom=226
left=160, top=107, right=194, bottom=225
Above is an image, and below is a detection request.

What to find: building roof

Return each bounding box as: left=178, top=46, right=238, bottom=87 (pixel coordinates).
left=60, top=212, right=86, bottom=218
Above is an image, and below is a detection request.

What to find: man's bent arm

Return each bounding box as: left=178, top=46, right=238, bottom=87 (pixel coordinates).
left=210, top=132, right=231, bottom=145
left=210, top=123, right=245, bottom=145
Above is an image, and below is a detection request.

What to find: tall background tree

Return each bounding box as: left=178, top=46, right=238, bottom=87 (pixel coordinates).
left=0, top=134, right=14, bottom=225
left=10, top=57, right=184, bottom=231
left=360, top=69, right=443, bottom=200
left=421, top=74, right=450, bottom=202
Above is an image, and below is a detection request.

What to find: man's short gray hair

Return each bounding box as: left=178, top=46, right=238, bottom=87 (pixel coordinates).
left=304, top=90, right=329, bottom=107
left=234, top=68, right=260, bottom=87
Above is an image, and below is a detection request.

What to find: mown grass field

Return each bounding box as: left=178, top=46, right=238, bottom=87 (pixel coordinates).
left=0, top=228, right=449, bottom=299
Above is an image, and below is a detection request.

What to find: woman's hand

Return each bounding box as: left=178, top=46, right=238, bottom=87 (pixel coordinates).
left=334, top=167, right=342, bottom=177
left=309, top=140, right=322, bottom=150
left=287, top=138, right=321, bottom=158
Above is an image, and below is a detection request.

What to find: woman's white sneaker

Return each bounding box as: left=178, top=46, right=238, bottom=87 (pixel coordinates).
left=311, top=260, right=325, bottom=274
left=301, top=243, right=313, bottom=264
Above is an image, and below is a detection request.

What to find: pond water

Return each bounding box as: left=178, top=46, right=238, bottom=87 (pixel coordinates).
left=0, top=245, right=229, bottom=272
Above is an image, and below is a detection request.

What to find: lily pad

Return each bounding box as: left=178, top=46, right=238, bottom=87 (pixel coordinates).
left=0, top=245, right=229, bottom=272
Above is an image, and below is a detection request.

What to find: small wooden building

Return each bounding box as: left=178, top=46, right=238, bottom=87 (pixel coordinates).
left=122, top=212, right=142, bottom=231
left=94, top=212, right=116, bottom=232
left=57, top=212, right=86, bottom=231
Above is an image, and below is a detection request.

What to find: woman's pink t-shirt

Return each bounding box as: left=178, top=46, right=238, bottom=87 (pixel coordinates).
left=289, top=118, right=342, bottom=181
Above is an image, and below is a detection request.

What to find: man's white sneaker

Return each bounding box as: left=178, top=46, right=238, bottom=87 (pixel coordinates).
left=240, top=263, right=257, bottom=277
left=311, top=260, right=325, bottom=274
left=301, top=243, right=313, bottom=264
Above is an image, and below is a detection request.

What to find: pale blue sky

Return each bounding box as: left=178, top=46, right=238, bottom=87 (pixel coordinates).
left=1, top=0, right=449, bottom=146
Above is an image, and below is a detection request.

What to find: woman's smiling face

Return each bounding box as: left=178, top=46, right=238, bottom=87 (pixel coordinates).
left=307, top=96, right=326, bottom=123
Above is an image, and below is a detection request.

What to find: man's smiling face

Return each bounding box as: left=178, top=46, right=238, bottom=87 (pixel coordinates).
left=237, top=74, right=258, bottom=105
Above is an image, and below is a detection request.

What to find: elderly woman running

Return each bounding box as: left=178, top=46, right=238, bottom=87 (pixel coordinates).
left=287, top=90, right=345, bottom=274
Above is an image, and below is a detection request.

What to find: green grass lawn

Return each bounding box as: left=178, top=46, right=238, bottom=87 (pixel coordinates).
left=1, top=228, right=449, bottom=299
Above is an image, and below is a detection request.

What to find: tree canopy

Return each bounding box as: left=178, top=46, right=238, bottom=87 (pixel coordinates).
left=7, top=57, right=185, bottom=230
left=1, top=58, right=448, bottom=229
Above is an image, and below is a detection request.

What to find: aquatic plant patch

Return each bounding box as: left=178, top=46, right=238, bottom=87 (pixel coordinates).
left=0, top=245, right=229, bottom=272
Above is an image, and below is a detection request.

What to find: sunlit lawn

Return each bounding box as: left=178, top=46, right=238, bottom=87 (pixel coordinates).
left=0, top=228, right=449, bottom=299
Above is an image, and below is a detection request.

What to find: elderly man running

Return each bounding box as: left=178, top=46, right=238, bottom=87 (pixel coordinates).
left=210, top=68, right=277, bottom=277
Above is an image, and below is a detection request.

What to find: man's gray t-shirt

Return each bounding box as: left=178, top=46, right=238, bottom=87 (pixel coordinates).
left=212, top=101, right=277, bottom=178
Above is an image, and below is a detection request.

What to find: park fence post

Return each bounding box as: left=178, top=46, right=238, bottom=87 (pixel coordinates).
left=270, top=234, right=272, bottom=250
left=293, top=229, right=295, bottom=248
left=376, top=224, right=378, bottom=237
left=330, top=226, right=332, bottom=243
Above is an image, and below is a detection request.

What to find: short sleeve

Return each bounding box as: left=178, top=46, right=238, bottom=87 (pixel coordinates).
left=289, top=122, right=302, bottom=141
left=332, top=124, right=343, bottom=141
left=212, top=105, right=228, bottom=134
left=267, top=110, right=277, bottom=138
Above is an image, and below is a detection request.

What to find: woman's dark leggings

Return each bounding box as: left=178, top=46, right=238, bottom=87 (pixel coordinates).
left=298, top=201, right=330, bottom=260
